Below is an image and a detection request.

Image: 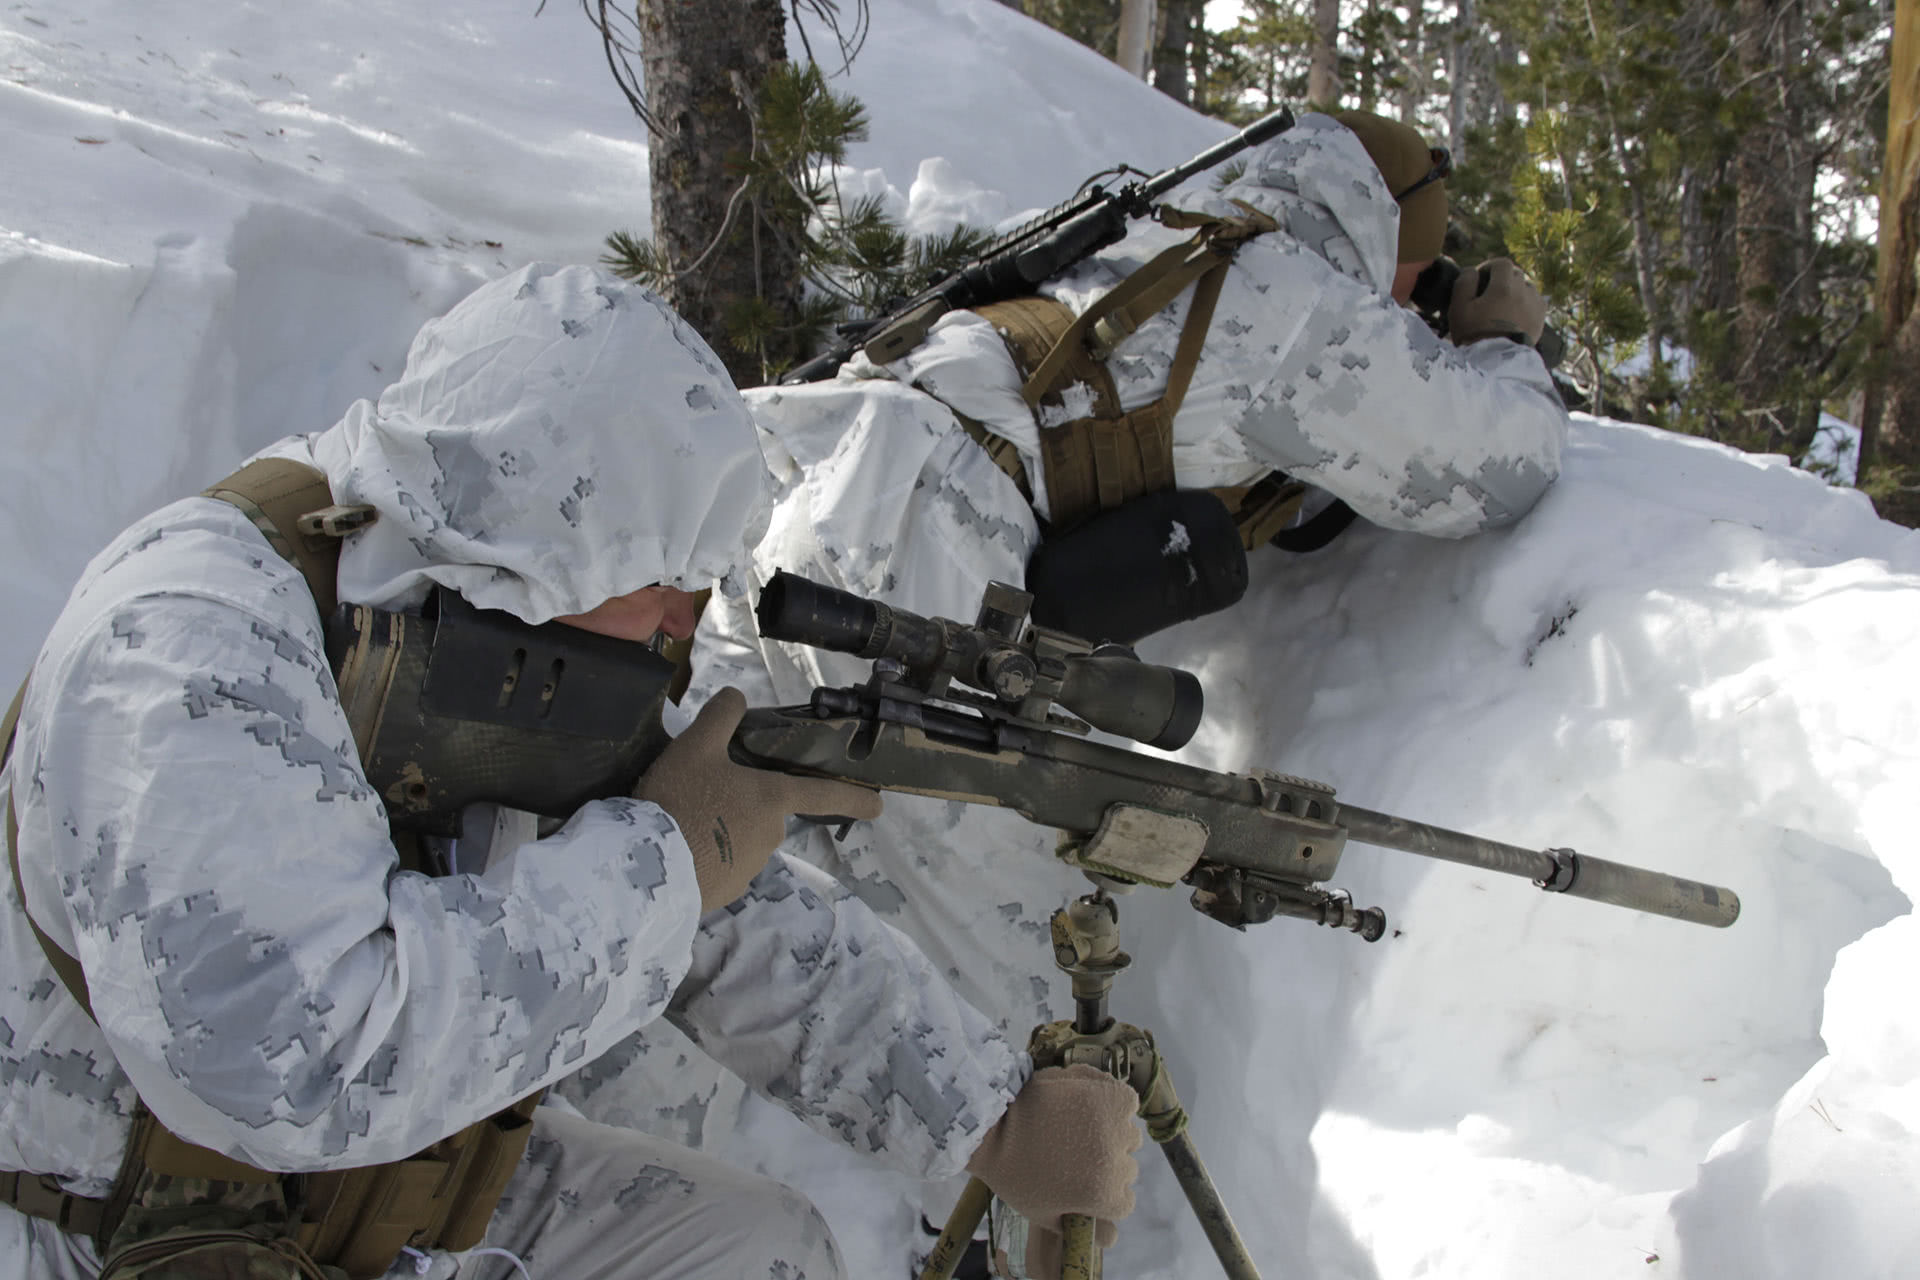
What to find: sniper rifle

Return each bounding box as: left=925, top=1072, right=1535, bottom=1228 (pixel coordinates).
left=329, top=571, right=1737, bottom=935
left=732, top=571, right=1741, bottom=936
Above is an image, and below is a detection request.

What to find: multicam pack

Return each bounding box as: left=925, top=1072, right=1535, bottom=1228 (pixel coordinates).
left=95, top=1113, right=336, bottom=1279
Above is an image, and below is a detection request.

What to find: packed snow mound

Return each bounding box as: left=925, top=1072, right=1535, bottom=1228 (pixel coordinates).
left=4, top=1, right=1919, bottom=1277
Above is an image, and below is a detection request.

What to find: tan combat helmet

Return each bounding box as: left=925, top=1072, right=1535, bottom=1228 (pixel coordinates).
left=1332, top=110, right=1450, bottom=264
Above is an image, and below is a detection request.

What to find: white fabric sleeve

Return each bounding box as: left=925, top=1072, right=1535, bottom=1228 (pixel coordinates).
left=1236, top=270, right=1569, bottom=538
left=667, top=847, right=1030, bottom=1180
left=681, top=583, right=783, bottom=719
left=23, top=580, right=704, bottom=1171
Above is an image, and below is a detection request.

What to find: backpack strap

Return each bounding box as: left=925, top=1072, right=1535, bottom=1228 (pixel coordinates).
left=1015, top=203, right=1277, bottom=407
left=969, top=206, right=1283, bottom=532
left=202, top=456, right=374, bottom=620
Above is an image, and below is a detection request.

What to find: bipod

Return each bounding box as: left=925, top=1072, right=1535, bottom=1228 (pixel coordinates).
left=920, top=880, right=1260, bottom=1280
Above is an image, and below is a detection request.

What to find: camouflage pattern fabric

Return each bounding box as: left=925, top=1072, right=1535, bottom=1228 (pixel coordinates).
left=1, top=262, right=1024, bottom=1279
left=561, top=114, right=1570, bottom=1234
left=866, top=112, right=1566, bottom=535
left=95, top=1171, right=336, bottom=1280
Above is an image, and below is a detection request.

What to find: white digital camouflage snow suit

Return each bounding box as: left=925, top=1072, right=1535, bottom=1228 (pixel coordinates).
left=0, top=264, right=1026, bottom=1280
left=572, top=114, right=1570, bottom=1202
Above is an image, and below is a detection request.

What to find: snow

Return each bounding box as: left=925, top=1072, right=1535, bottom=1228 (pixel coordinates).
left=4, top=1, right=1918, bottom=1278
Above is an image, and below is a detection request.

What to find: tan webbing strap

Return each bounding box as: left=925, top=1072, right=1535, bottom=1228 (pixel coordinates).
left=977, top=297, right=1130, bottom=525
left=1209, top=474, right=1312, bottom=550
left=1008, top=258, right=1229, bottom=527
left=1017, top=238, right=1219, bottom=410
left=954, top=410, right=1033, bottom=501
left=976, top=296, right=1121, bottom=418
left=968, top=207, right=1282, bottom=530
left=203, top=457, right=363, bottom=621
left=1156, top=254, right=1232, bottom=429
left=1017, top=204, right=1279, bottom=408
left=123, top=1107, right=282, bottom=1185
left=0, top=1170, right=106, bottom=1238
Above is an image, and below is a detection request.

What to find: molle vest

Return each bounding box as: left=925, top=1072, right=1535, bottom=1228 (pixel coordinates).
left=3, top=458, right=540, bottom=1279
left=958, top=204, right=1313, bottom=550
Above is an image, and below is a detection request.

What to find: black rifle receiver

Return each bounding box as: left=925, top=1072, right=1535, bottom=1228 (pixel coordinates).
left=781, top=107, right=1297, bottom=384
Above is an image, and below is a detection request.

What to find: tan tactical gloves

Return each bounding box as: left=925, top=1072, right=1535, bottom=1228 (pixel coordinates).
left=1447, top=257, right=1548, bottom=347
left=634, top=687, right=883, bottom=911
left=966, top=1064, right=1143, bottom=1278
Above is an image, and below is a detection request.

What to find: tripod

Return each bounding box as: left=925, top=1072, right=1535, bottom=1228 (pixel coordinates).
left=919, top=878, right=1261, bottom=1280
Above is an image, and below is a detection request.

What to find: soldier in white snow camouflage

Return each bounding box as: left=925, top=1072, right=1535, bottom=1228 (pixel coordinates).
left=1, top=264, right=1141, bottom=1280
left=568, top=112, right=1568, bottom=1242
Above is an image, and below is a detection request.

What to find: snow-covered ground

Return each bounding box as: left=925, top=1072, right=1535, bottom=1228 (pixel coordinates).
left=4, top=2, right=1917, bottom=1278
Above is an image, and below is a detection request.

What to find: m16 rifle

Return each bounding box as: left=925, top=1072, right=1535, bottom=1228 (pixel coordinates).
left=780, top=106, right=1297, bottom=385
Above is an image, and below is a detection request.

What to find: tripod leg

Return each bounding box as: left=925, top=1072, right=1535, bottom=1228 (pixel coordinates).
left=1158, top=1132, right=1259, bottom=1280
left=918, top=1176, right=995, bottom=1280
left=1061, top=1213, right=1102, bottom=1279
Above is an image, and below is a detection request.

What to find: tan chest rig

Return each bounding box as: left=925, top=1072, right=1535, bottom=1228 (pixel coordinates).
left=954, top=204, right=1310, bottom=547
left=3, top=459, right=543, bottom=1279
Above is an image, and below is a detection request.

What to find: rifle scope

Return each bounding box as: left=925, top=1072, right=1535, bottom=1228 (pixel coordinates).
left=756, top=571, right=1205, bottom=751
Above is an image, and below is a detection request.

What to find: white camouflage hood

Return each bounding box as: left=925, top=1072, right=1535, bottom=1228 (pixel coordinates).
left=1206, top=111, right=1401, bottom=296
left=308, top=263, right=770, bottom=623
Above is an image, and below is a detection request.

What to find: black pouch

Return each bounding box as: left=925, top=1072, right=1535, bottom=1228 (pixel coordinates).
left=1026, top=489, right=1248, bottom=645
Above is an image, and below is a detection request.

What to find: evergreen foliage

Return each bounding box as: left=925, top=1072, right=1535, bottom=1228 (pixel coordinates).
left=1019, top=0, right=1891, bottom=486
left=603, top=63, right=989, bottom=382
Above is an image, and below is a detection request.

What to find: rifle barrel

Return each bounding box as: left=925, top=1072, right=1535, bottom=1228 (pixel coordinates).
left=1141, top=106, right=1294, bottom=201
left=1338, top=805, right=1740, bottom=928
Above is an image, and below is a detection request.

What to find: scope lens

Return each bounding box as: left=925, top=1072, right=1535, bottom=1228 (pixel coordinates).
left=756, top=571, right=880, bottom=656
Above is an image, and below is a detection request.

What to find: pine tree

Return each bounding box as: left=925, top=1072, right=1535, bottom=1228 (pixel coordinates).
left=603, top=63, right=992, bottom=381
left=1858, top=0, right=1920, bottom=522
left=1501, top=111, right=1649, bottom=397
left=614, top=0, right=795, bottom=386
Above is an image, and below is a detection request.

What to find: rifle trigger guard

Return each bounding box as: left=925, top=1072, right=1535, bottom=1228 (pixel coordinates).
left=1537, top=847, right=1580, bottom=892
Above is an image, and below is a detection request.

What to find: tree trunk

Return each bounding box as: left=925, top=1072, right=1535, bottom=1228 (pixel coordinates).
left=1446, top=0, right=1472, bottom=160
left=1152, top=0, right=1193, bottom=105
left=1582, top=0, right=1664, bottom=378
left=1116, top=0, right=1156, bottom=79
left=1730, top=0, right=1816, bottom=453
left=1189, top=14, right=1212, bottom=114
left=1860, top=0, right=1920, bottom=525
left=1397, top=0, right=1426, bottom=124
left=1309, top=0, right=1341, bottom=106
left=637, top=0, right=796, bottom=386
